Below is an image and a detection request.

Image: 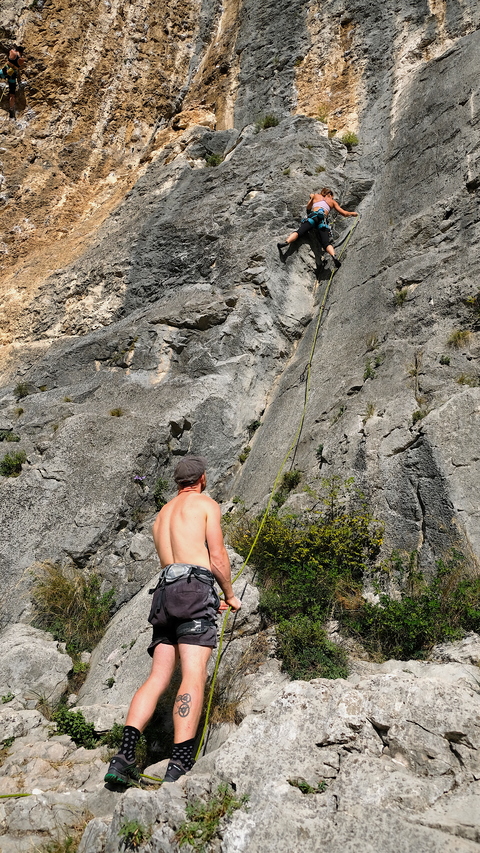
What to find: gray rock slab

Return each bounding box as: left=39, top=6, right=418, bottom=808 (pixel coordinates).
left=0, top=624, right=72, bottom=704
left=431, top=633, right=480, bottom=666
left=414, top=781, right=480, bottom=843
left=78, top=817, right=112, bottom=853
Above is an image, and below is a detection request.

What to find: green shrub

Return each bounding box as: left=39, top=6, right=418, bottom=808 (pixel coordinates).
left=100, top=722, right=124, bottom=751
left=395, top=287, right=408, bottom=306
left=239, top=446, right=251, bottom=463
left=288, top=777, right=327, bottom=794
left=51, top=707, right=97, bottom=749
left=439, top=355, right=450, bottom=366
left=412, top=409, right=427, bottom=424
left=206, top=153, right=223, bottom=167
left=363, top=359, right=375, bottom=380
left=175, top=784, right=248, bottom=851
left=277, top=616, right=348, bottom=680
left=0, top=450, right=27, bottom=476
left=231, top=478, right=382, bottom=679
left=340, top=131, right=359, bottom=149
left=32, top=562, right=114, bottom=655
left=240, top=509, right=381, bottom=624
left=342, top=554, right=480, bottom=659
left=14, top=383, right=30, bottom=400
left=153, top=476, right=169, bottom=510
left=119, top=820, right=151, bottom=850
left=0, top=430, right=20, bottom=442
left=448, top=329, right=471, bottom=348
left=255, top=114, right=279, bottom=132
left=457, top=373, right=479, bottom=387
left=1, top=692, right=14, bottom=704
left=315, top=165, right=326, bottom=174
left=272, top=469, right=302, bottom=508
left=231, top=480, right=480, bottom=666
left=109, top=407, right=123, bottom=417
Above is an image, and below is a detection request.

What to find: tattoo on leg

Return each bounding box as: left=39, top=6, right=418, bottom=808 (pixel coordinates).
left=175, top=692, right=191, bottom=718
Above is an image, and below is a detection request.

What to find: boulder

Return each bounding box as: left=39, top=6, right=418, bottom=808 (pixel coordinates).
left=0, top=624, right=72, bottom=705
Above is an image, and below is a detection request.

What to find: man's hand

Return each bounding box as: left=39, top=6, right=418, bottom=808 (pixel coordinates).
left=218, top=596, right=242, bottom=612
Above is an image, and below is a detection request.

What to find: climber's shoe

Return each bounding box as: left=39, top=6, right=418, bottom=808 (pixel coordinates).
left=163, top=759, right=190, bottom=783
left=104, top=753, right=141, bottom=786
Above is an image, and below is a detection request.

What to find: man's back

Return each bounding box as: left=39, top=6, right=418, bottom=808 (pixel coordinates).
left=153, top=491, right=214, bottom=569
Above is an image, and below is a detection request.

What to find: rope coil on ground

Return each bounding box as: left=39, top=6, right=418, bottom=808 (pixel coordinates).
left=195, top=217, right=360, bottom=759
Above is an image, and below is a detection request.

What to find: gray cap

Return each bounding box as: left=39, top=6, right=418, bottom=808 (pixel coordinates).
left=174, top=455, right=207, bottom=485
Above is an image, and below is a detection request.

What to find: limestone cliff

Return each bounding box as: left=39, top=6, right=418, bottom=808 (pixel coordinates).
left=0, top=2, right=480, bottom=847
left=1, top=0, right=479, bottom=626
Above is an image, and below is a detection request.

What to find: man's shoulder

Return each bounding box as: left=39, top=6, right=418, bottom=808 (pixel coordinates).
left=197, top=492, right=220, bottom=511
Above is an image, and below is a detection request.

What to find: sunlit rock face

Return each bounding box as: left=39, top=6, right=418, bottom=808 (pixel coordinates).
left=1, top=0, right=479, bottom=624
left=1, top=2, right=480, bottom=850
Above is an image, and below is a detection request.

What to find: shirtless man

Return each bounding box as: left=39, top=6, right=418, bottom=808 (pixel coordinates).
left=277, top=187, right=358, bottom=268
left=104, top=456, right=241, bottom=785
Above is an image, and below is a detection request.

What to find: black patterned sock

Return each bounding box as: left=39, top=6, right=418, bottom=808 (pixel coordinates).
left=119, top=725, right=141, bottom=763
left=170, top=738, right=195, bottom=771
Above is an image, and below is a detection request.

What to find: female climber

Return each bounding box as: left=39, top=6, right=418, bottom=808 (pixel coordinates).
left=0, top=44, right=25, bottom=119
left=277, top=187, right=358, bottom=268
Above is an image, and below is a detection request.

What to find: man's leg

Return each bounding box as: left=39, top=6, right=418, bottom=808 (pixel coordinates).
left=105, top=643, right=177, bottom=784
left=125, top=642, right=178, bottom=730
left=164, top=643, right=212, bottom=782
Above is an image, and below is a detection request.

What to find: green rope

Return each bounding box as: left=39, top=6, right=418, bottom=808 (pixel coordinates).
left=0, top=792, right=32, bottom=798
left=195, top=217, right=360, bottom=760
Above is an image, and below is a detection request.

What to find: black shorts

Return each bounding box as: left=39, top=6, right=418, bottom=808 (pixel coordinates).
left=1, top=68, right=17, bottom=93
left=147, top=566, right=219, bottom=656
left=296, top=219, right=332, bottom=249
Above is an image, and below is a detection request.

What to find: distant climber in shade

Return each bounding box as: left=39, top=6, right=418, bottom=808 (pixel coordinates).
left=277, top=187, right=358, bottom=268
left=0, top=44, right=26, bottom=119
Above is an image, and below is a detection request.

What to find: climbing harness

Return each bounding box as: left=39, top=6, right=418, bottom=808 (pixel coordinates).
left=302, top=208, right=331, bottom=230
left=148, top=563, right=220, bottom=640
left=195, top=215, right=360, bottom=760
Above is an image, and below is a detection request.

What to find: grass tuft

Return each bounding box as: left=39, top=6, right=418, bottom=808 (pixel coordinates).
left=288, top=777, right=327, bottom=794
left=205, top=153, right=223, bottom=167
left=175, top=784, right=248, bottom=852
left=153, top=476, right=169, bottom=510
left=340, top=131, right=358, bottom=149
left=119, top=819, right=151, bottom=850
left=255, top=114, right=279, bottom=132
left=32, top=561, right=114, bottom=656
left=0, top=449, right=26, bottom=476
left=272, top=469, right=302, bottom=508
left=448, top=329, right=471, bottom=349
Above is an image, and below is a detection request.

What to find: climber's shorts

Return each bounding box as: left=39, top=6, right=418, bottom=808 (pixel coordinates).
left=147, top=564, right=220, bottom=655
left=0, top=68, right=18, bottom=93
left=296, top=218, right=332, bottom=249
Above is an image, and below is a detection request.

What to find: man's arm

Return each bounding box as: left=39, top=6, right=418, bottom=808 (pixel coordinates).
left=205, top=500, right=241, bottom=611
